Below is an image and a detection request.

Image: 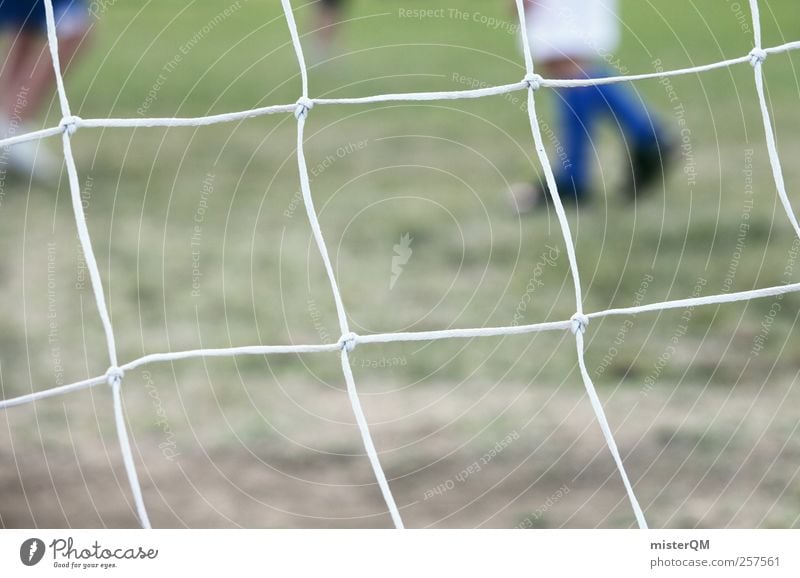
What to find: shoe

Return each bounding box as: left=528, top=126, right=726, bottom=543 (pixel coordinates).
left=625, top=135, right=676, bottom=201
left=508, top=178, right=588, bottom=215
left=0, top=122, right=59, bottom=183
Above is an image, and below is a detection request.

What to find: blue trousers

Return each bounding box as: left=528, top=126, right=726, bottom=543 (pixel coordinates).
left=556, top=66, right=662, bottom=200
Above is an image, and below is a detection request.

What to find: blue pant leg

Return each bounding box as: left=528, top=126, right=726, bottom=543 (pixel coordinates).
left=556, top=85, right=600, bottom=200
left=591, top=66, right=661, bottom=146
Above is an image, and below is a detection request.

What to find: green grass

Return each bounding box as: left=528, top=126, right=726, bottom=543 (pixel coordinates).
left=9, top=0, right=795, bottom=386
left=1, top=0, right=800, bottom=528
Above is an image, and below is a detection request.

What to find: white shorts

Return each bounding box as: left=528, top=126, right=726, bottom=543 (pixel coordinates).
left=526, top=0, right=620, bottom=62
left=54, top=2, right=90, bottom=37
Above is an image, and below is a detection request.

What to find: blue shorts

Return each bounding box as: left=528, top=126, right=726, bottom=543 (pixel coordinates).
left=0, top=0, right=88, bottom=35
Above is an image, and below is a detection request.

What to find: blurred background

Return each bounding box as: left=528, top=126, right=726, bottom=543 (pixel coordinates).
left=1, top=0, right=799, bottom=528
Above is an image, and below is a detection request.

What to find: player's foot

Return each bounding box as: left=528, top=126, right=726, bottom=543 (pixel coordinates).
left=625, top=135, right=676, bottom=201
left=508, top=179, right=587, bottom=215
left=0, top=122, right=59, bottom=183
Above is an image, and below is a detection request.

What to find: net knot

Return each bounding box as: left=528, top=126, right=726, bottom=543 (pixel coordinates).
left=105, top=366, right=125, bottom=388
left=294, top=97, right=314, bottom=120
left=570, top=313, right=589, bottom=335
left=60, top=115, right=81, bottom=135
left=524, top=73, right=543, bottom=91
left=338, top=332, right=359, bottom=353
left=749, top=48, right=767, bottom=67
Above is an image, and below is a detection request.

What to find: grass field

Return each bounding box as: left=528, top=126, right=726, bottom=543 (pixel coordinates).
left=1, top=0, right=800, bottom=528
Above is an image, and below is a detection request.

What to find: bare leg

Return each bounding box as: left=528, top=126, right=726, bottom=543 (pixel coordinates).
left=0, top=25, right=90, bottom=180
left=314, top=3, right=342, bottom=54
left=0, top=32, right=39, bottom=120
left=14, top=30, right=90, bottom=123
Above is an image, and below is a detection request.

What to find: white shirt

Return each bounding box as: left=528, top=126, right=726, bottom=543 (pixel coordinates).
left=526, top=0, right=621, bottom=62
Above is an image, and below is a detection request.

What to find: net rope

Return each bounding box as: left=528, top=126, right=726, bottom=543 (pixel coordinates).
left=0, top=0, right=797, bottom=529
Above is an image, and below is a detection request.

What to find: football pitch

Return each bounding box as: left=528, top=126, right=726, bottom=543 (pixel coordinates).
left=1, top=0, right=799, bottom=528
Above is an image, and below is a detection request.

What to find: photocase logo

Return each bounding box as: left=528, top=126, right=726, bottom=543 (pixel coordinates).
left=390, top=233, right=413, bottom=290
left=19, top=538, right=46, bottom=566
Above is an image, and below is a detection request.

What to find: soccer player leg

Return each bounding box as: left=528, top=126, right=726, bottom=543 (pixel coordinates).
left=557, top=81, right=599, bottom=203
left=590, top=67, right=674, bottom=198
left=5, top=0, right=91, bottom=180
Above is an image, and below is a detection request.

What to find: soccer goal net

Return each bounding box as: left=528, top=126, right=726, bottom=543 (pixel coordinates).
left=1, top=0, right=799, bottom=529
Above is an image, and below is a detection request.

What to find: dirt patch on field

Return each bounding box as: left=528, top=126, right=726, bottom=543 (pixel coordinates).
left=2, top=379, right=799, bottom=529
